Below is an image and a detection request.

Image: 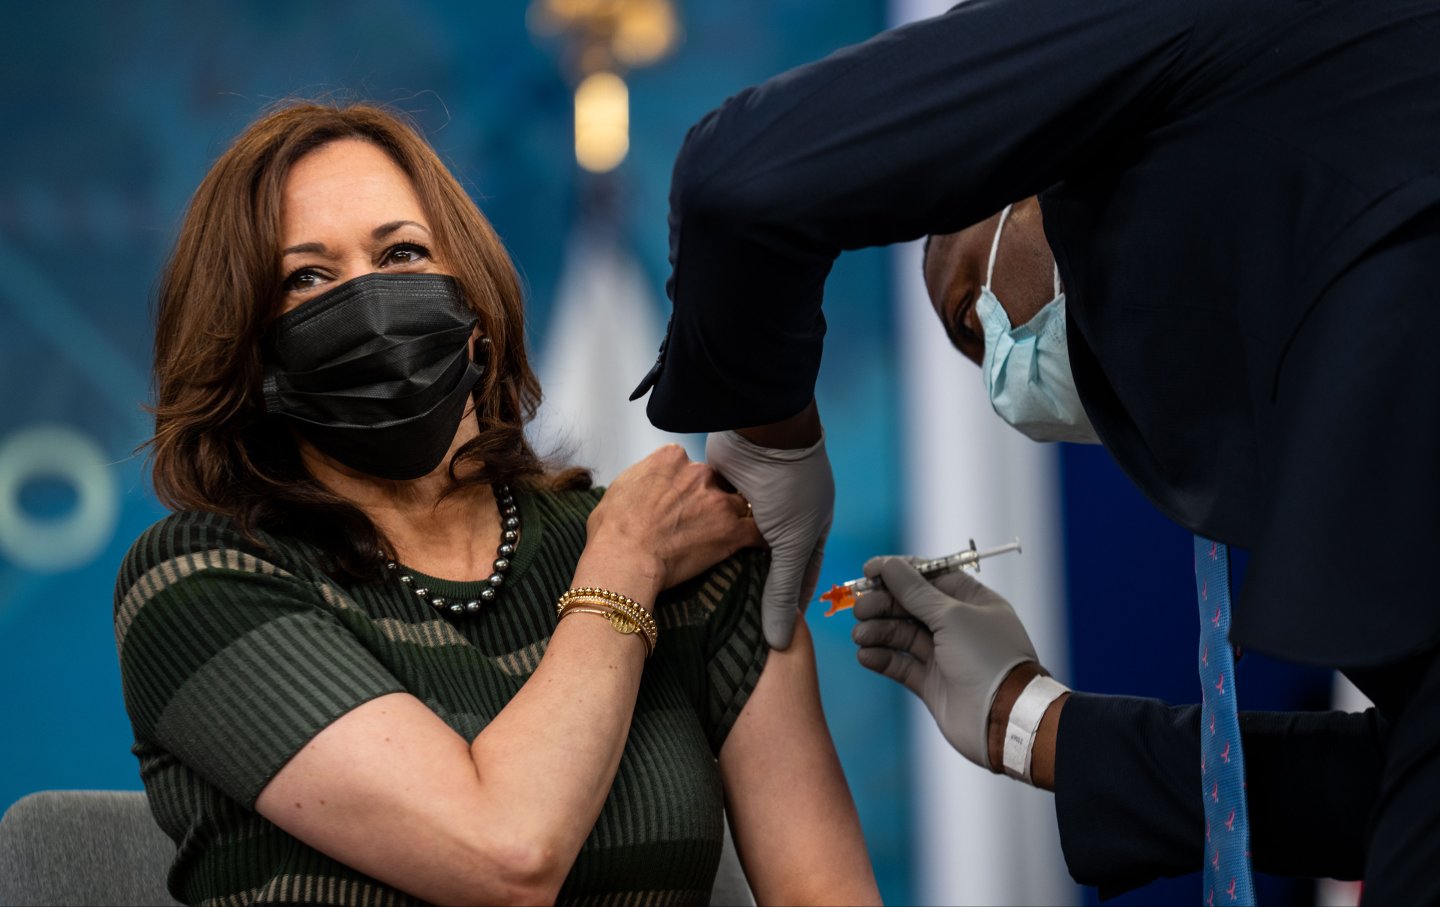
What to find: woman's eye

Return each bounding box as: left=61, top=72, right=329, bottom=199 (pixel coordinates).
left=382, top=242, right=431, bottom=267
left=283, top=268, right=325, bottom=292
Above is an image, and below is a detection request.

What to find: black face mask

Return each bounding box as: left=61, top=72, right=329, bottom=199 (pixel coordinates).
left=262, top=273, right=485, bottom=481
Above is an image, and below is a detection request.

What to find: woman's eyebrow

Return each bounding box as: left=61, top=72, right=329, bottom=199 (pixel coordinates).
left=281, top=241, right=327, bottom=257
left=281, top=221, right=429, bottom=257
left=373, top=219, right=429, bottom=240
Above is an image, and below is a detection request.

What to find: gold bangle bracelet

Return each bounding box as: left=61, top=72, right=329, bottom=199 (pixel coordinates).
left=562, top=594, right=658, bottom=653
left=562, top=597, right=657, bottom=656
left=557, top=586, right=658, bottom=656
left=557, top=586, right=646, bottom=615
left=564, top=594, right=656, bottom=631
left=557, top=603, right=654, bottom=657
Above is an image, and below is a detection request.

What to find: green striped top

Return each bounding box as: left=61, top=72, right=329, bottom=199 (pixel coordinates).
left=113, top=485, right=769, bottom=907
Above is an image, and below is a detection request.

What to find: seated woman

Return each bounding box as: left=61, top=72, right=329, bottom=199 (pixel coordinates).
left=114, top=101, right=880, bottom=907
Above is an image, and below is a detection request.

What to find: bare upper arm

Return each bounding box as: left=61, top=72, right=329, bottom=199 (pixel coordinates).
left=718, top=620, right=882, bottom=905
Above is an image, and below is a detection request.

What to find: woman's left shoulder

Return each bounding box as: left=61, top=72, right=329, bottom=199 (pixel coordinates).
left=520, top=482, right=604, bottom=525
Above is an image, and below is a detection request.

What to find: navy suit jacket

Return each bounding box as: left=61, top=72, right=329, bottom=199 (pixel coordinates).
left=636, top=0, right=1440, bottom=670
left=1055, top=693, right=1383, bottom=896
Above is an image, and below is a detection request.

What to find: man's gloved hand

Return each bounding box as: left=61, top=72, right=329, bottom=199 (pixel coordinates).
left=851, top=556, right=1038, bottom=769
left=705, top=429, right=834, bottom=649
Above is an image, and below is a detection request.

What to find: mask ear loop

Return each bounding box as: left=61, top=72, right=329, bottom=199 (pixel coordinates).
left=468, top=336, right=494, bottom=417
left=984, top=203, right=1015, bottom=290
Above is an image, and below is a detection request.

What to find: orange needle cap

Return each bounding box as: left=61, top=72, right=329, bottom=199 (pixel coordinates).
left=820, top=584, right=857, bottom=617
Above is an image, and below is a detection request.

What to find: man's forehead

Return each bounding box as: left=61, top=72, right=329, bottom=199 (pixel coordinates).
left=924, top=232, right=975, bottom=295
left=922, top=233, right=956, bottom=299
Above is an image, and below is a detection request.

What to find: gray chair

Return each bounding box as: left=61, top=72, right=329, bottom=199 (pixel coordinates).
left=0, top=790, right=181, bottom=907
left=0, top=790, right=754, bottom=906
left=711, top=821, right=757, bottom=907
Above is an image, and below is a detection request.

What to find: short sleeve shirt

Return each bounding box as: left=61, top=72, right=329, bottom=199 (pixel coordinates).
left=114, top=485, right=770, bottom=906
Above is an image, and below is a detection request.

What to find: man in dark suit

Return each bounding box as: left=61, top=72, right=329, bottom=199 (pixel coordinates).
left=630, top=0, right=1440, bottom=900
left=856, top=196, right=1382, bottom=898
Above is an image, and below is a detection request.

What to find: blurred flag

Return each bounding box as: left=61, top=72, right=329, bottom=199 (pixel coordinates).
left=889, top=1, right=1078, bottom=894
left=530, top=225, right=679, bottom=484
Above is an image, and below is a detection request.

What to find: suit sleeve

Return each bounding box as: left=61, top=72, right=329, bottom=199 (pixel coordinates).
left=641, top=0, right=1201, bottom=431
left=1054, top=692, right=1384, bottom=898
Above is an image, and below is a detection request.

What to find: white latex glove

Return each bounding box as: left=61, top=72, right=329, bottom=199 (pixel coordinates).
left=851, top=556, right=1038, bottom=769
left=705, top=429, right=834, bottom=649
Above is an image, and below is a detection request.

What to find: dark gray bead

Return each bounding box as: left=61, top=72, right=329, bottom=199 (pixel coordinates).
left=430, top=597, right=446, bottom=609
left=385, top=562, right=398, bottom=571
left=399, top=574, right=414, bottom=585
left=488, top=573, right=505, bottom=587
left=493, top=558, right=510, bottom=572
left=414, top=587, right=430, bottom=598
left=449, top=602, right=465, bottom=615
left=503, top=505, right=518, bottom=517
left=504, top=516, right=520, bottom=529
left=499, top=544, right=516, bottom=557
left=480, top=588, right=497, bottom=602
left=465, top=600, right=482, bottom=615
left=503, top=530, right=519, bottom=542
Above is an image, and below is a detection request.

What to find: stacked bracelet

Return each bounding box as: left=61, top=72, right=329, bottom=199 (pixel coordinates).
left=557, top=587, right=658, bottom=658
left=1001, top=675, right=1069, bottom=786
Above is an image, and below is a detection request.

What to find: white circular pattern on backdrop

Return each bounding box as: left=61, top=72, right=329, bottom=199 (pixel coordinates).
left=0, top=424, right=119, bottom=573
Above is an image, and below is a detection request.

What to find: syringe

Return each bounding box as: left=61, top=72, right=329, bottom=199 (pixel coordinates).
left=819, top=538, right=1023, bottom=615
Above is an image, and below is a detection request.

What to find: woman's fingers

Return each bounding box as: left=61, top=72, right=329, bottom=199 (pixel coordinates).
left=735, top=506, right=765, bottom=549
left=598, top=446, right=791, bottom=587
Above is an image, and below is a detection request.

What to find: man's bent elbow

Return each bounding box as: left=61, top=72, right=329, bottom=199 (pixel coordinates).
left=671, top=98, right=781, bottom=231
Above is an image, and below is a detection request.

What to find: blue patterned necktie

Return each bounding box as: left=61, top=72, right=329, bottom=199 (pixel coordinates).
left=1194, top=536, right=1255, bottom=906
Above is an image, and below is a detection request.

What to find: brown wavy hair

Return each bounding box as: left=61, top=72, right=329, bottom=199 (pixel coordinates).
left=147, top=100, right=589, bottom=578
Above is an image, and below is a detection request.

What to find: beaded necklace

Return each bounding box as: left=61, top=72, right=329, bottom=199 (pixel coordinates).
left=386, top=484, right=518, bottom=617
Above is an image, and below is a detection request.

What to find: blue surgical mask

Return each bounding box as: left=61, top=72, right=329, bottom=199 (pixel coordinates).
left=977, top=205, right=1099, bottom=444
